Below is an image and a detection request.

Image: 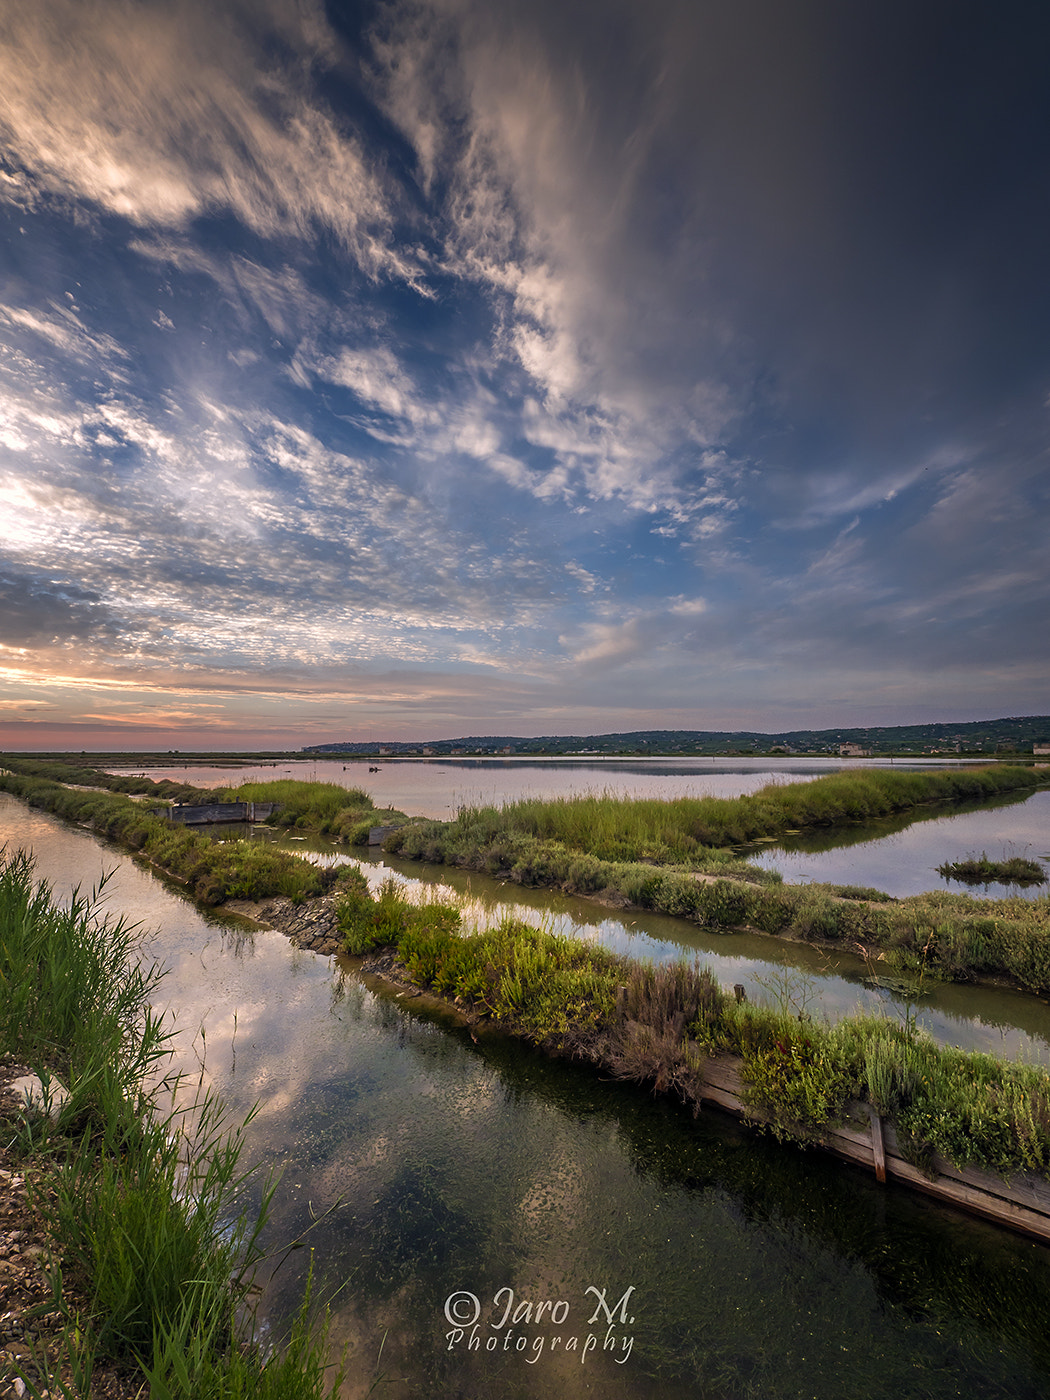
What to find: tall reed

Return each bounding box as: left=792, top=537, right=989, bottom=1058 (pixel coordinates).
left=0, top=851, right=342, bottom=1399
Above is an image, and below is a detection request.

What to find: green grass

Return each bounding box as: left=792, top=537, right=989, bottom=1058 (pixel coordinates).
left=337, top=868, right=462, bottom=954
left=0, top=771, right=331, bottom=905
left=6, top=763, right=1050, bottom=993
left=398, top=764, right=1050, bottom=865
left=938, top=853, right=1046, bottom=885
left=385, top=767, right=1050, bottom=994
left=0, top=849, right=343, bottom=1399
left=0, top=755, right=411, bottom=849
left=0, top=753, right=214, bottom=805
left=222, top=778, right=405, bottom=842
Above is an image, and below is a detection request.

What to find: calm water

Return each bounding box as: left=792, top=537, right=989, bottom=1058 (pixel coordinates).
left=116, top=756, right=1050, bottom=900
left=116, top=754, right=988, bottom=821
left=5, top=792, right=1050, bottom=1397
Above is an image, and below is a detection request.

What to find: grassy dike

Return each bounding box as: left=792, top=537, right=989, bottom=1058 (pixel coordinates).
left=396, top=763, right=1050, bottom=860
left=0, top=759, right=411, bottom=904
left=384, top=766, right=1050, bottom=994
left=3, top=757, right=1050, bottom=992
left=0, top=766, right=343, bottom=906
left=0, top=850, right=343, bottom=1400
left=339, top=873, right=1050, bottom=1182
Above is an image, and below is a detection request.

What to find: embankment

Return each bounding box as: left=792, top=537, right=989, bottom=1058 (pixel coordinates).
left=244, top=872, right=1050, bottom=1243
left=385, top=767, right=1050, bottom=993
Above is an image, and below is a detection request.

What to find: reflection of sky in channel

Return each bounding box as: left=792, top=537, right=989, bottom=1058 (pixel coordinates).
left=5, top=794, right=1050, bottom=1395
left=196, top=775, right=1050, bottom=1062
left=750, top=789, right=1050, bottom=900
left=5, top=789, right=1050, bottom=1067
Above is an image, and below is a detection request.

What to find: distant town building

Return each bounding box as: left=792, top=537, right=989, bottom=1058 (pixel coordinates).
left=1034, top=742, right=1050, bottom=756
left=839, top=743, right=870, bottom=757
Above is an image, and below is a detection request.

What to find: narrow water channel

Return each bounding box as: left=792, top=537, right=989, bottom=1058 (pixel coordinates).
left=210, top=822, right=1050, bottom=1066
left=5, top=792, right=1050, bottom=1399
left=121, top=755, right=1050, bottom=901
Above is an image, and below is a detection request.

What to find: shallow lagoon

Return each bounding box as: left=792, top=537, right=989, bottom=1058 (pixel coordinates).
left=5, top=791, right=1050, bottom=1397
left=123, top=755, right=1050, bottom=900
left=121, top=752, right=988, bottom=820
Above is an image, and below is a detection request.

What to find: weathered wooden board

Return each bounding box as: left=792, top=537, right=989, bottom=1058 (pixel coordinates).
left=693, top=1053, right=1050, bottom=1242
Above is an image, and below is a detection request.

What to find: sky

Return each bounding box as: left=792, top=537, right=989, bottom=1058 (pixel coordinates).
left=1, top=0, right=1048, bottom=750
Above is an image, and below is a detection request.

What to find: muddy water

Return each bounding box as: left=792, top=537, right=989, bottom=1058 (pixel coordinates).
left=5, top=792, right=1050, bottom=1398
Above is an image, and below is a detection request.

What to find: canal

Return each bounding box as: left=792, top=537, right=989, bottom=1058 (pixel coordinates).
left=4, top=784, right=1050, bottom=1397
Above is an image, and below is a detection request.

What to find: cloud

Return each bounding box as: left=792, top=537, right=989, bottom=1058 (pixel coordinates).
left=0, top=0, right=419, bottom=281
left=1, top=0, right=1047, bottom=740
left=367, top=0, right=745, bottom=521
left=0, top=301, right=127, bottom=368
left=312, top=345, right=430, bottom=423
left=0, top=568, right=115, bottom=647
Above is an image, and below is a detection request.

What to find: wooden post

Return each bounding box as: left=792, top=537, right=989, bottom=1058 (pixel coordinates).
left=870, top=1105, right=886, bottom=1183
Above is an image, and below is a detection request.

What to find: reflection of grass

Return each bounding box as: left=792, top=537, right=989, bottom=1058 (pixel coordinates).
left=396, top=764, right=1050, bottom=864
left=938, top=853, right=1046, bottom=885
left=348, top=877, right=1050, bottom=1180
left=395, top=817, right=1050, bottom=992
left=0, top=850, right=342, bottom=1399
left=378, top=768, right=1050, bottom=994
left=745, top=785, right=1043, bottom=854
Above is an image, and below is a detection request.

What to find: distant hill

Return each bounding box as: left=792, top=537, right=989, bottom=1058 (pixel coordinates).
left=303, top=716, right=1050, bottom=758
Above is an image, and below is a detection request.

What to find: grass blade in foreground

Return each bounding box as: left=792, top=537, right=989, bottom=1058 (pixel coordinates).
left=0, top=850, right=343, bottom=1399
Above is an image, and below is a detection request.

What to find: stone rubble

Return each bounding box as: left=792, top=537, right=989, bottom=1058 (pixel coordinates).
left=254, top=893, right=344, bottom=956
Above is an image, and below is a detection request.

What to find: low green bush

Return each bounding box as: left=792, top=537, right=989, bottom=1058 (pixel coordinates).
left=338, top=873, right=461, bottom=956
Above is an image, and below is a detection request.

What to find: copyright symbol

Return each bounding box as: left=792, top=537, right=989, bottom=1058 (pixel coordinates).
left=444, top=1291, right=481, bottom=1326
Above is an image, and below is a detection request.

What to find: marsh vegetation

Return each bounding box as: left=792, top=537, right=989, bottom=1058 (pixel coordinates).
left=938, top=853, right=1046, bottom=886
left=0, top=850, right=342, bottom=1399
left=4, top=757, right=1050, bottom=993
left=339, top=875, right=1050, bottom=1178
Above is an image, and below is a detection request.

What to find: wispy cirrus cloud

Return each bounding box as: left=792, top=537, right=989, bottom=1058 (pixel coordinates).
left=1, top=0, right=1048, bottom=746
left=0, top=0, right=418, bottom=281
left=366, top=0, right=744, bottom=524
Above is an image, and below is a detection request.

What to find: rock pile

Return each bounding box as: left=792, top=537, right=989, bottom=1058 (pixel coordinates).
left=255, top=894, right=343, bottom=956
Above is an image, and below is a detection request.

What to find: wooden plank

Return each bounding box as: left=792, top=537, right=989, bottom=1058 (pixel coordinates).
left=882, top=1154, right=1050, bottom=1242
left=882, top=1122, right=1050, bottom=1214
left=692, top=1053, right=1050, bottom=1240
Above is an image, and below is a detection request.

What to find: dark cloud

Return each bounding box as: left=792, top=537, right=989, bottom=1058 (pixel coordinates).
left=0, top=569, right=115, bottom=646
